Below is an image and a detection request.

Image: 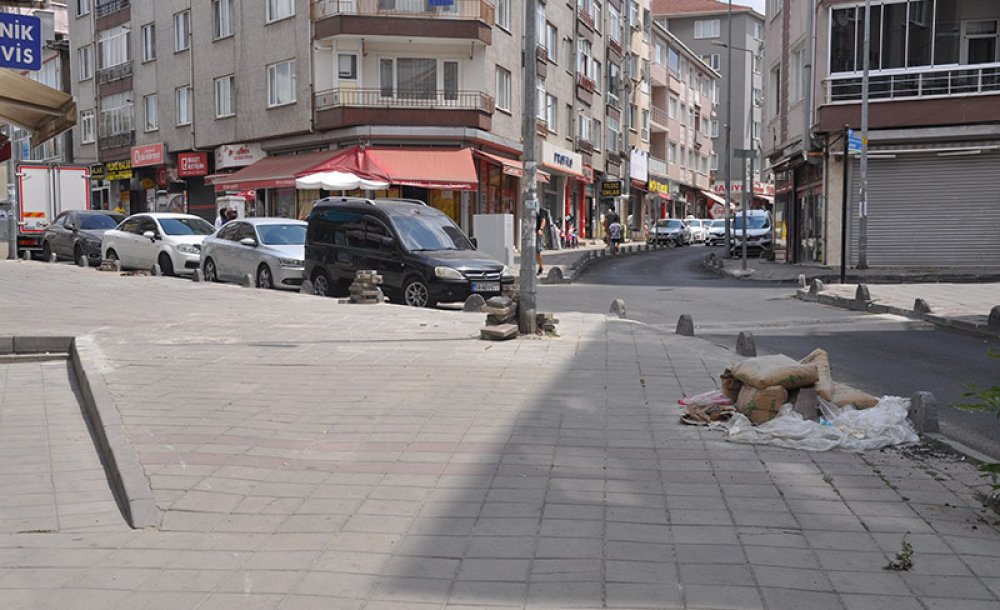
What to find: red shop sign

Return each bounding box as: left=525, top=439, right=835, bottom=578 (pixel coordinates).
left=131, top=143, right=165, bottom=167
left=178, top=152, right=209, bottom=177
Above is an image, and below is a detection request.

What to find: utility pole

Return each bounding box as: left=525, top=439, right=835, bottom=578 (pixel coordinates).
left=857, top=0, right=871, bottom=269
left=621, top=8, right=632, bottom=237
left=518, top=0, right=539, bottom=334
left=723, top=0, right=733, bottom=258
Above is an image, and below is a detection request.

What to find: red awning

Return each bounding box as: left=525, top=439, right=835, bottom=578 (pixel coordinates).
left=210, top=150, right=339, bottom=192
left=365, top=148, right=478, bottom=191
left=474, top=150, right=524, bottom=178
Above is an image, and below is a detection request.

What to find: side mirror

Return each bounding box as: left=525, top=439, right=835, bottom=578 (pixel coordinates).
left=239, top=237, right=257, bottom=247
left=379, top=236, right=396, bottom=249
left=470, top=237, right=478, bottom=249
left=142, top=230, right=157, bottom=240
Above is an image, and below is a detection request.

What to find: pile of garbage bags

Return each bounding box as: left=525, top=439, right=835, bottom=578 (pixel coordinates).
left=678, top=349, right=919, bottom=451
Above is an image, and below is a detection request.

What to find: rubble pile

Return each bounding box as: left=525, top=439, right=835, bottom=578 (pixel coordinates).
left=480, top=295, right=518, bottom=341
left=536, top=313, right=559, bottom=335
left=348, top=270, right=384, bottom=304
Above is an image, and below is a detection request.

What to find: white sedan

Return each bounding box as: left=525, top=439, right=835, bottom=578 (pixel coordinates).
left=101, top=213, right=215, bottom=276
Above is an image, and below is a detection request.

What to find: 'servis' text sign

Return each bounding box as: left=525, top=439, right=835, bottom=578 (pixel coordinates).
left=0, top=13, right=42, bottom=71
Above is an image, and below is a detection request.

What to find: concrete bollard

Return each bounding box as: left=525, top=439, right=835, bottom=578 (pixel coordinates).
left=675, top=314, right=695, bottom=336
left=49, top=252, right=58, bottom=263
left=463, top=293, right=487, bottom=312
left=192, top=269, right=204, bottom=282
left=851, top=284, right=872, bottom=310
left=798, top=274, right=807, bottom=288
left=299, top=279, right=314, bottom=295
left=113, top=260, right=122, bottom=272
left=21, top=250, right=31, bottom=261
left=150, top=264, right=161, bottom=276
left=609, top=299, right=626, bottom=319
left=809, top=279, right=825, bottom=294
left=913, top=298, right=932, bottom=314
left=736, top=331, right=757, bottom=357
left=909, top=391, right=940, bottom=434
left=989, top=306, right=1000, bottom=329
left=77, top=255, right=88, bottom=268
left=241, top=273, right=255, bottom=287
left=546, top=267, right=565, bottom=283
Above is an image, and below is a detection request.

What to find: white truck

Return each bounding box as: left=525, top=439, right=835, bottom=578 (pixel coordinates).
left=15, top=163, right=91, bottom=257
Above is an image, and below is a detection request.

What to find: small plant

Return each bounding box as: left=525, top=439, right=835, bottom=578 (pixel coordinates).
left=952, top=349, right=1000, bottom=492
left=883, top=540, right=914, bottom=571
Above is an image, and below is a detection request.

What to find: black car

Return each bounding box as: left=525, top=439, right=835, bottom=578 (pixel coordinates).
left=41, top=210, right=125, bottom=265
left=305, top=198, right=513, bottom=307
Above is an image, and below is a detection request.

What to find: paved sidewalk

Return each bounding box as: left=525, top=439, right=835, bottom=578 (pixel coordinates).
left=707, top=255, right=1000, bottom=284
left=0, top=260, right=999, bottom=609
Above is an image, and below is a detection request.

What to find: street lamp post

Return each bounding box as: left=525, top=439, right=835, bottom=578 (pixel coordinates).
left=857, top=0, right=872, bottom=269
left=723, top=0, right=733, bottom=258
left=518, top=0, right=539, bottom=334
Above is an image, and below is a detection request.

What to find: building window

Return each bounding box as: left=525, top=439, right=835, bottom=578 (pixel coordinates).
left=174, top=11, right=190, bottom=52
left=770, top=65, right=781, bottom=116
left=711, top=119, right=719, bottom=137
left=701, top=54, right=721, bottom=70
left=753, top=21, right=764, bottom=41
left=497, top=0, right=510, bottom=30
left=608, top=116, right=620, bottom=153
left=80, top=110, right=95, bottom=143
left=98, top=92, right=133, bottom=138
left=143, top=94, right=158, bottom=131
left=711, top=152, right=718, bottom=170
left=77, top=0, right=91, bottom=17
left=444, top=61, right=459, bottom=101
left=668, top=48, right=680, bottom=76
left=338, top=53, right=357, bottom=80
left=215, top=76, right=234, bottom=118
left=176, top=86, right=191, bottom=125
left=496, top=67, right=511, bottom=111
left=669, top=143, right=677, bottom=164
left=752, top=121, right=761, bottom=141
left=694, top=19, right=721, bottom=39
left=544, top=93, right=557, bottom=132
left=267, top=60, right=296, bottom=106
left=545, top=22, right=558, bottom=62
left=577, top=38, right=595, bottom=80
left=266, top=0, right=295, bottom=23
left=668, top=96, right=677, bottom=119
left=654, top=40, right=666, bottom=65
left=608, top=4, right=621, bottom=44
left=789, top=46, right=804, bottom=102
left=608, top=62, right=621, bottom=98
left=77, top=45, right=93, bottom=80
left=753, top=87, right=763, bottom=107
left=141, top=24, right=155, bottom=62
left=641, top=109, right=649, bottom=141
left=593, top=118, right=602, bottom=148
left=214, top=0, right=233, bottom=39
left=97, top=27, right=129, bottom=69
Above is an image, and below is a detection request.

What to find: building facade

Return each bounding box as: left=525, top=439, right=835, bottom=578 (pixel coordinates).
left=766, top=0, right=1000, bottom=267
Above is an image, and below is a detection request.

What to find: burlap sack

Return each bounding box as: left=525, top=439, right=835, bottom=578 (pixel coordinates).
left=800, top=348, right=834, bottom=401
left=831, top=383, right=879, bottom=409
left=729, top=355, right=819, bottom=390
left=735, top=384, right=789, bottom=424
left=720, top=370, right=743, bottom=402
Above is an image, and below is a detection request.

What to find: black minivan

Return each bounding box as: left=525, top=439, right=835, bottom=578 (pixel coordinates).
left=305, top=198, right=514, bottom=307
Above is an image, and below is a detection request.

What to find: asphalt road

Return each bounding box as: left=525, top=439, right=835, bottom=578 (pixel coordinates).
left=539, top=244, right=1000, bottom=461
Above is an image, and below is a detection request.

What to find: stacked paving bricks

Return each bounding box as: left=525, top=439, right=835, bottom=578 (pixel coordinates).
left=480, top=296, right=518, bottom=341
left=349, top=270, right=383, bottom=304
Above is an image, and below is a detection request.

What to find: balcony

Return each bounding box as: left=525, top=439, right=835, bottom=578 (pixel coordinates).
left=95, top=0, right=129, bottom=18
left=314, top=88, right=494, bottom=132
left=97, top=60, right=133, bottom=85
left=648, top=155, right=667, bottom=178
left=313, top=0, right=494, bottom=44
left=650, top=106, right=668, bottom=131
left=98, top=131, right=134, bottom=151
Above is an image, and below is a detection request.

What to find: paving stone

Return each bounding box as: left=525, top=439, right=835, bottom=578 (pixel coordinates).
left=684, top=584, right=764, bottom=609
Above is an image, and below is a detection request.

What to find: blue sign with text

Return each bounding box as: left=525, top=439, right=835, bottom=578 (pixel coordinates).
left=847, top=128, right=863, bottom=155
left=0, top=12, right=42, bottom=71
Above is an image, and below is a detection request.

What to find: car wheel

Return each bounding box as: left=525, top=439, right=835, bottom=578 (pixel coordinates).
left=158, top=252, right=175, bottom=276
left=203, top=258, right=219, bottom=282
left=106, top=249, right=119, bottom=262
left=312, top=270, right=332, bottom=297
left=42, top=241, right=53, bottom=262
left=402, top=277, right=434, bottom=308
left=256, top=264, right=274, bottom=290
left=74, top=245, right=86, bottom=266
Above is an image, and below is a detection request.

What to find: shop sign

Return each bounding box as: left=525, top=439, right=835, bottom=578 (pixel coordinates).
left=104, top=159, right=132, bottom=181
left=541, top=141, right=583, bottom=176
left=648, top=178, right=669, bottom=197
left=139, top=177, right=155, bottom=190
left=215, top=142, right=265, bottom=170
left=131, top=143, right=165, bottom=167
left=0, top=13, right=42, bottom=71
left=177, top=152, right=209, bottom=177
left=629, top=148, right=648, bottom=182
left=600, top=180, right=622, bottom=198
left=89, top=163, right=105, bottom=180
left=713, top=181, right=775, bottom=196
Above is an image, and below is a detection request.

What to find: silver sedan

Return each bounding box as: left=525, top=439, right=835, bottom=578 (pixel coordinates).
left=200, top=218, right=306, bottom=290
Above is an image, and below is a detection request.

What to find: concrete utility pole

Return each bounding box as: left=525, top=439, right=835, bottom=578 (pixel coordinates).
left=518, top=0, right=539, bottom=334
left=723, top=0, right=733, bottom=258
left=857, top=0, right=872, bottom=269
left=621, top=9, right=632, bottom=236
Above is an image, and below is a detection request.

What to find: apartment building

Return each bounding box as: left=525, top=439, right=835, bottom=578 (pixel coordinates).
left=765, top=0, right=1000, bottom=267
left=653, top=0, right=767, bottom=209
left=648, top=20, right=718, bottom=222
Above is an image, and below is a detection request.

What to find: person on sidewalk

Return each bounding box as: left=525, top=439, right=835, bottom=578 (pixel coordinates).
left=608, top=219, right=622, bottom=254
left=536, top=207, right=550, bottom=275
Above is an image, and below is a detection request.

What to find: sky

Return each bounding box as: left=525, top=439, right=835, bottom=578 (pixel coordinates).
left=745, top=0, right=766, bottom=16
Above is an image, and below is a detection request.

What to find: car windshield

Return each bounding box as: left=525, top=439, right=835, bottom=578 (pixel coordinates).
left=392, top=210, right=473, bottom=251
left=656, top=219, right=684, bottom=229
left=79, top=214, right=124, bottom=230
left=710, top=220, right=726, bottom=229
left=159, top=217, right=215, bottom=236
left=257, top=223, right=306, bottom=246
left=733, top=216, right=770, bottom=230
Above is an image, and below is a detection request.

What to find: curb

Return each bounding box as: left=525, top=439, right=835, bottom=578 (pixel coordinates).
left=0, top=335, right=157, bottom=529
left=704, top=262, right=1000, bottom=285
left=540, top=243, right=665, bottom=284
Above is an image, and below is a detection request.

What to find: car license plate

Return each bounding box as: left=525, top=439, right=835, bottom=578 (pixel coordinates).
left=471, top=281, right=500, bottom=293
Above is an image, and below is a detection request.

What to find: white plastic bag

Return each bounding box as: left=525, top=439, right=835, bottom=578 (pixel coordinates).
left=721, top=396, right=919, bottom=452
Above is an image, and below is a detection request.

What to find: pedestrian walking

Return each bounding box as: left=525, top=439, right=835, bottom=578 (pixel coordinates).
left=608, top=219, right=622, bottom=254
left=536, top=207, right=550, bottom=276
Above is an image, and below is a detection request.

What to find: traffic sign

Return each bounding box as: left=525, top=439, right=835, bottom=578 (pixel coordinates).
left=0, top=12, right=42, bottom=71
left=847, top=129, right=863, bottom=155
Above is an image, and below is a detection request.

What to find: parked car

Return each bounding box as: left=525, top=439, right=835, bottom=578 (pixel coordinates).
left=101, top=213, right=215, bottom=275
left=201, top=218, right=306, bottom=290
left=41, top=210, right=124, bottom=266
left=706, top=219, right=727, bottom=246
left=650, top=218, right=691, bottom=247
left=684, top=218, right=708, bottom=244
left=730, top=210, right=773, bottom=256
left=305, top=198, right=514, bottom=307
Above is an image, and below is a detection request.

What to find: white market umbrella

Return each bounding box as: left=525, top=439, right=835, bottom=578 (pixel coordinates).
left=295, top=170, right=388, bottom=191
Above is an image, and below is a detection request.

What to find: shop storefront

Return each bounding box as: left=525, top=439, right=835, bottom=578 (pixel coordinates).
left=628, top=149, right=649, bottom=240
left=648, top=177, right=670, bottom=221
left=539, top=142, right=584, bottom=247
left=103, top=158, right=132, bottom=214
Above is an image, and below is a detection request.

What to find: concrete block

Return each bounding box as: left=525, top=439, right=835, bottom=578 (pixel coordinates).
left=300, top=279, right=314, bottom=295
left=675, top=314, right=695, bottom=336
left=241, top=273, right=255, bottom=287
left=609, top=299, right=626, bottom=319
left=851, top=284, right=872, bottom=310
left=909, top=391, right=940, bottom=434
left=463, top=293, right=487, bottom=312
left=21, top=250, right=30, bottom=261
left=736, top=331, right=757, bottom=357
left=150, top=264, right=161, bottom=276
left=913, top=298, right=932, bottom=314
left=798, top=274, right=807, bottom=288
left=809, top=279, right=825, bottom=294
left=77, top=255, right=88, bottom=267
left=481, top=324, right=518, bottom=341
left=191, top=269, right=204, bottom=282
left=518, top=307, right=537, bottom=334
left=989, top=306, right=1000, bottom=329
left=49, top=252, right=57, bottom=263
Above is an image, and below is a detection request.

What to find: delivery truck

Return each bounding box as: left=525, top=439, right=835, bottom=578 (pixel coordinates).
left=15, top=163, right=91, bottom=257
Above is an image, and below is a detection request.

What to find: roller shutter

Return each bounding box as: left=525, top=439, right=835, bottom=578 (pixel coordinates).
left=847, top=153, right=1000, bottom=266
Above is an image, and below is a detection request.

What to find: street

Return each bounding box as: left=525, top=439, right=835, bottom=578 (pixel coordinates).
left=540, top=245, right=1000, bottom=461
